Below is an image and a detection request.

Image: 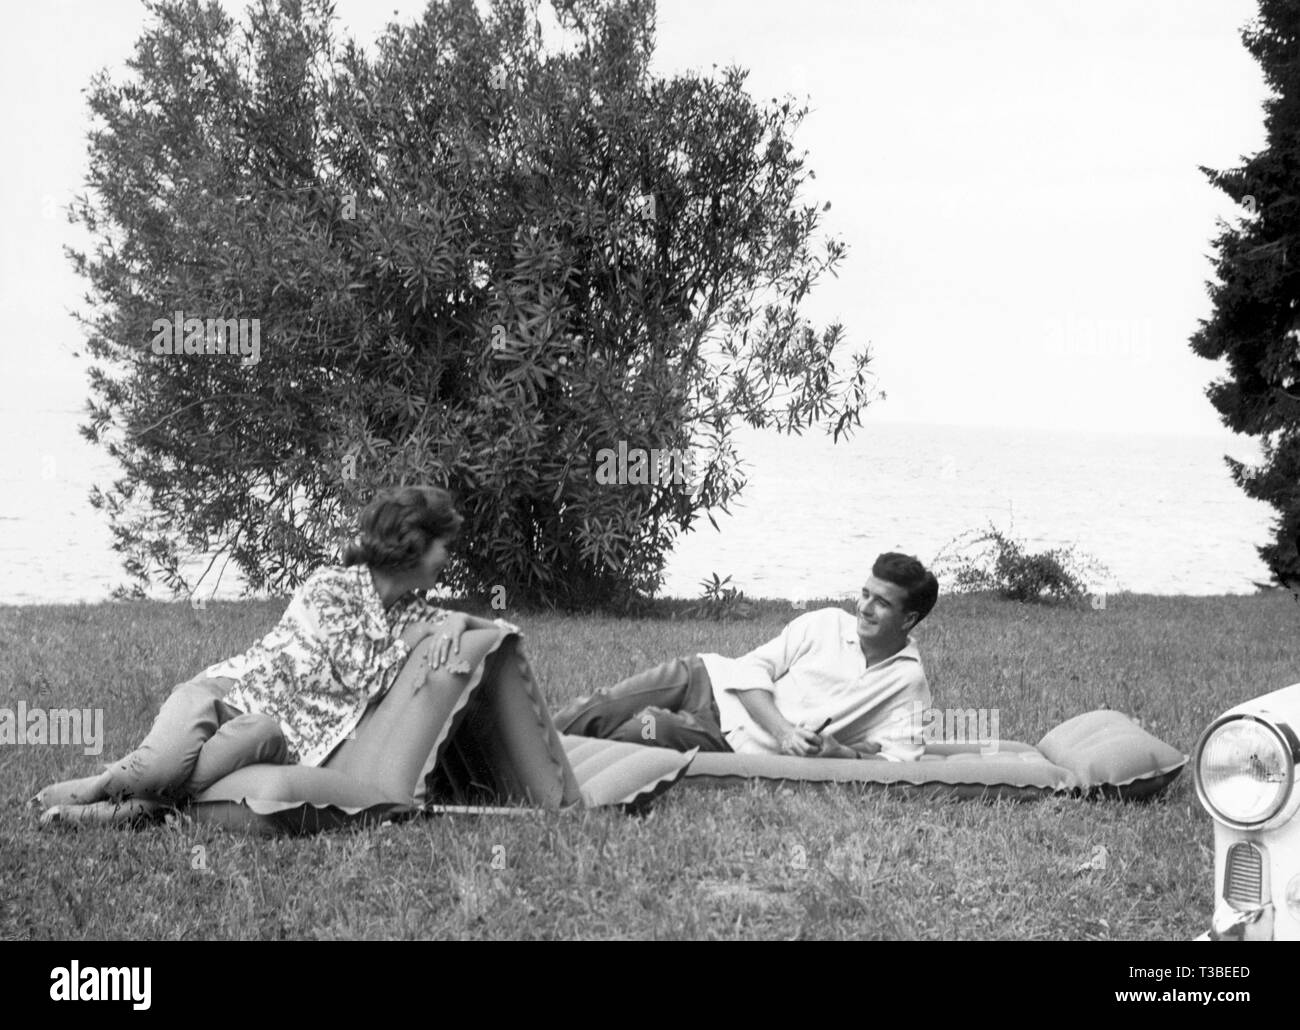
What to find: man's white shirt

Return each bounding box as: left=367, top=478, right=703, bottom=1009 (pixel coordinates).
left=698, top=607, right=931, bottom=761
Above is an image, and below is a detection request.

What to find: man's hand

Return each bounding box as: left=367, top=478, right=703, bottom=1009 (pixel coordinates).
left=813, top=733, right=860, bottom=760
left=851, top=739, right=883, bottom=758
left=777, top=725, right=823, bottom=757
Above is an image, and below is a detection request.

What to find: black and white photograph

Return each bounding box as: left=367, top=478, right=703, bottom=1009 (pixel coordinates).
left=1, top=0, right=1298, bottom=977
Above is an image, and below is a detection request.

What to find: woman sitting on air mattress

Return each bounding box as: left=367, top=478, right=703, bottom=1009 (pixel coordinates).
left=33, top=485, right=503, bottom=827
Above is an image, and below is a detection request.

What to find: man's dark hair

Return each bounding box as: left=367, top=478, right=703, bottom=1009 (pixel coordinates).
left=872, top=552, right=939, bottom=624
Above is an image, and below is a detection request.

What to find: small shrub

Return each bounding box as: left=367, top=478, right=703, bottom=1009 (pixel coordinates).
left=932, top=524, right=1108, bottom=605
left=684, top=573, right=755, bottom=620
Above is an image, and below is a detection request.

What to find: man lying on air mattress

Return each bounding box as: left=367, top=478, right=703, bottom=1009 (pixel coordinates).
left=554, top=552, right=937, bottom=761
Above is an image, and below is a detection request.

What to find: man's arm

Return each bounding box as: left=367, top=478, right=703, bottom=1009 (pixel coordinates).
left=847, top=674, right=931, bottom=762
left=733, top=689, right=823, bottom=756
left=733, top=614, right=812, bottom=688
left=708, top=611, right=821, bottom=752
left=728, top=701, right=879, bottom=760
left=793, top=733, right=883, bottom=760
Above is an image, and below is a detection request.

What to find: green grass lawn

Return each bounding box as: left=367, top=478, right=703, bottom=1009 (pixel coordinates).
left=2, top=590, right=1297, bottom=940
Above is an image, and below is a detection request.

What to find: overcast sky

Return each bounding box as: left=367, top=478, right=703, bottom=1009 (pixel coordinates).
left=0, top=0, right=1269, bottom=436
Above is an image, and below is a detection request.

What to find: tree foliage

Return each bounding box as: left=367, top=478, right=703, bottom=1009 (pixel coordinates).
left=71, top=0, right=875, bottom=608
left=1193, top=0, right=1300, bottom=586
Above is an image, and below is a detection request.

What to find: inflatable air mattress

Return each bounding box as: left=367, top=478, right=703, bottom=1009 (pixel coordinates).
left=184, top=630, right=1186, bottom=834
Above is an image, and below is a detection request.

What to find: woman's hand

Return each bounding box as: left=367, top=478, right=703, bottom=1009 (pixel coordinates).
left=399, top=621, right=442, bottom=651
left=427, top=612, right=471, bottom=670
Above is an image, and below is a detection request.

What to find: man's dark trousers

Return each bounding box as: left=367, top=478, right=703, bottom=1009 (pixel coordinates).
left=552, top=654, right=732, bottom=752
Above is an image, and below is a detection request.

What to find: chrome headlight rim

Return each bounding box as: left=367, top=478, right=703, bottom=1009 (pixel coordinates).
left=1194, top=714, right=1298, bottom=830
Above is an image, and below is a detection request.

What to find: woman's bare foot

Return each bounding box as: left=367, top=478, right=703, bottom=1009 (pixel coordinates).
left=39, top=798, right=164, bottom=829
left=33, top=772, right=112, bottom=809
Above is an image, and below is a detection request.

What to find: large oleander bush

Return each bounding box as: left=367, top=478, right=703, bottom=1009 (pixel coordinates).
left=70, top=0, right=873, bottom=610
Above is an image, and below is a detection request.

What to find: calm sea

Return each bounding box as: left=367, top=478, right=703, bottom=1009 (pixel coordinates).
left=0, top=407, right=1276, bottom=605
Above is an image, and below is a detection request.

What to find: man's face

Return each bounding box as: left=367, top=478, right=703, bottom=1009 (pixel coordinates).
left=856, top=574, right=916, bottom=644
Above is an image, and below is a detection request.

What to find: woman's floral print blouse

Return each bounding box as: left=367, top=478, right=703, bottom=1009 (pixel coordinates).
left=200, top=564, right=450, bottom=767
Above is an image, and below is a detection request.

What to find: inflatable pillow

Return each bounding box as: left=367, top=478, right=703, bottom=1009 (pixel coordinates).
left=187, top=628, right=693, bottom=835
left=1035, top=709, right=1187, bottom=799
left=678, top=709, right=1186, bottom=801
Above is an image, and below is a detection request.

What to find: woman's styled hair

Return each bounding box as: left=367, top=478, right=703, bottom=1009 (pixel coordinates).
left=342, top=486, right=464, bottom=572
